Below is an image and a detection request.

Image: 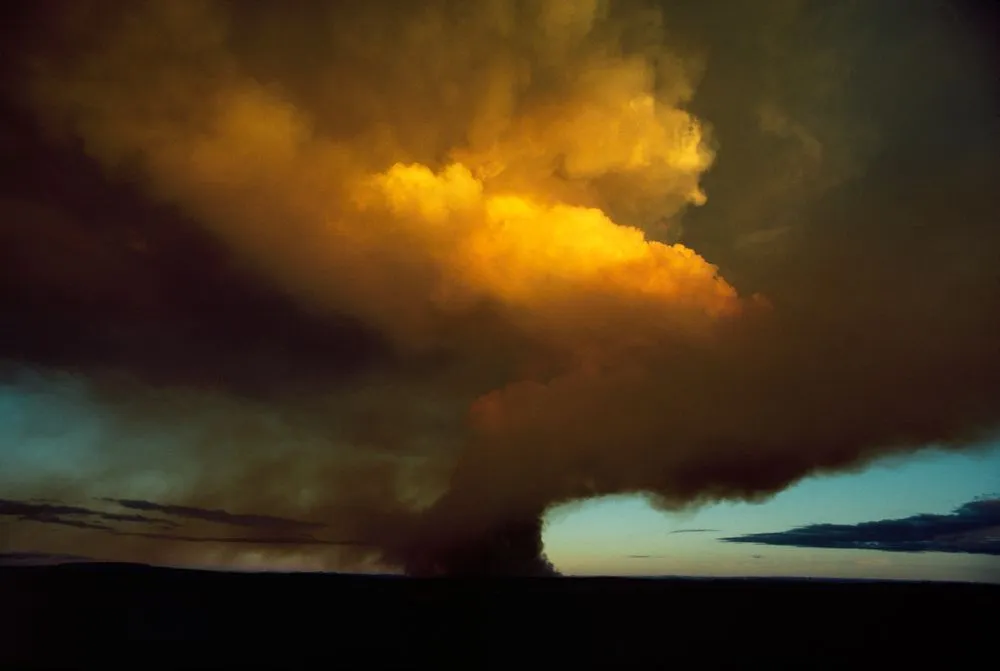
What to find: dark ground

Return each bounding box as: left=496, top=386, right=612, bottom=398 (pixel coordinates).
left=1, top=564, right=995, bottom=667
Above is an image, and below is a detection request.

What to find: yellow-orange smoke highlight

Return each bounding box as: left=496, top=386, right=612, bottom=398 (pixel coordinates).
left=29, top=0, right=731, bottom=356
left=353, top=161, right=742, bottom=355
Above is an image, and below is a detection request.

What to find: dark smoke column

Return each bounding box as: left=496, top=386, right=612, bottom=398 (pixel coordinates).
left=388, top=476, right=561, bottom=576
left=402, top=516, right=559, bottom=577
left=386, top=437, right=562, bottom=576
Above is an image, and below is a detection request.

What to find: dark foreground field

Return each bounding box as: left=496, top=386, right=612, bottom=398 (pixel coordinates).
left=2, top=564, right=996, bottom=667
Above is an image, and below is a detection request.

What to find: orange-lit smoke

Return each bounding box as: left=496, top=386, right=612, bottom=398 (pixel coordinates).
left=353, top=161, right=742, bottom=354
left=11, top=0, right=999, bottom=573
left=28, top=0, right=734, bottom=347
left=18, top=0, right=747, bottom=568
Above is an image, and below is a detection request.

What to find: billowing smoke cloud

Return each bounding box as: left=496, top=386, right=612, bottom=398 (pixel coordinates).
left=2, top=0, right=998, bottom=574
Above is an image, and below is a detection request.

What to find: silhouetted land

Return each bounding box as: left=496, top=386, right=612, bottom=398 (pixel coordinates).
left=2, top=564, right=995, bottom=666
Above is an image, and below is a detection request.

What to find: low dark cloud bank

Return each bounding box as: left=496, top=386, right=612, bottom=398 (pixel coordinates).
left=98, top=498, right=325, bottom=531
left=722, top=497, right=1000, bottom=556
left=1, top=498, right=175, bottom=531
left=0, top=551, right=98, bottom=565
left=1, top=497, right=359, bottom=548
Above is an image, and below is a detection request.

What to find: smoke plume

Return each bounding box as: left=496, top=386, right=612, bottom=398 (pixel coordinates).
left=2, top=0, right=998, bottom=574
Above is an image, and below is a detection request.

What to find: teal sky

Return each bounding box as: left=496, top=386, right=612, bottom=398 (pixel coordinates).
left=542, top=442, right=1000, bottom=583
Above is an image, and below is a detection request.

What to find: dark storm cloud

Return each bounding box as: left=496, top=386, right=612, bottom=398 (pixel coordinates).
left=722, top=498, right=1000, bottom=556
left=1, top=0, right=998, bottom=576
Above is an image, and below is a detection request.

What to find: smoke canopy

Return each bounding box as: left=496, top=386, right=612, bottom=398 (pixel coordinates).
left=1, top=0, right=998, bottom=574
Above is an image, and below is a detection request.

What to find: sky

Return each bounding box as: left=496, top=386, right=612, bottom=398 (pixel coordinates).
left=544, top=443, right=1000, bottom=581
left=1, top=0, right=999, bottom=579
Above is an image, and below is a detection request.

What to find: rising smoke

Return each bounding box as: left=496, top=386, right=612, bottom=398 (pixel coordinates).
left=2, top=0, right=998, bottom=574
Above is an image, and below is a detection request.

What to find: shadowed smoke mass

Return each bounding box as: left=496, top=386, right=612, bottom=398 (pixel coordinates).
left=1, top=0, right=998, bottom=574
